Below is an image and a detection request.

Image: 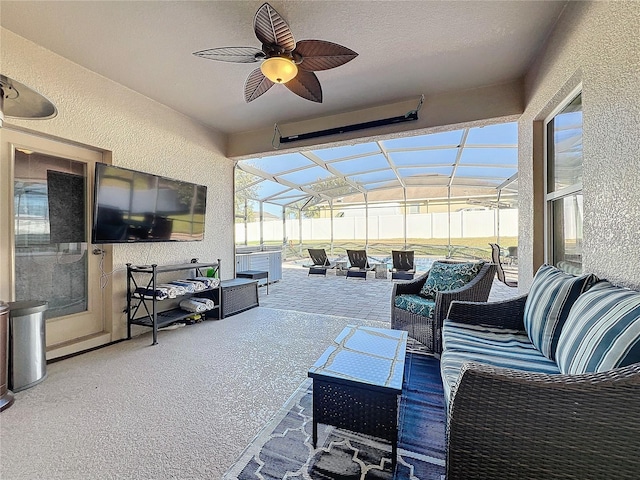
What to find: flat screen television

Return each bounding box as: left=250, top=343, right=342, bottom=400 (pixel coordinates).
left=92, top=163, right=207, bottom=243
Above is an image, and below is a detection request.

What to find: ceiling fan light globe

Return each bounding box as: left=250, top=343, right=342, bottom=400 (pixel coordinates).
left=260, top=57, right=298, bottom=84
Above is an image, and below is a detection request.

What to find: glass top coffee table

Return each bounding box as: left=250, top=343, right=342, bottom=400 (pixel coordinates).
left=308, top=325, right=408, bottom=468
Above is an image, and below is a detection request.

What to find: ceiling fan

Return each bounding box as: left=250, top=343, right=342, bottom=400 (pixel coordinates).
left=193, top=2, right=358, bottom=103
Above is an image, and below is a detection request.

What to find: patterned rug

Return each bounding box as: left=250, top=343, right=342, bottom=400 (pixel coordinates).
left=223, top=353, right=446, bottom=480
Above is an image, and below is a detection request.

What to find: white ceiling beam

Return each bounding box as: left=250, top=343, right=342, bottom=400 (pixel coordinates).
left=301, top=151, right=368, bottom=195
left=496, top=172, right=519, bottom=190
left=237, top=162, right=331, bottom=203
left=377, top=140, right=406, bottom=189
left=448, top=128, right=470, bottom=188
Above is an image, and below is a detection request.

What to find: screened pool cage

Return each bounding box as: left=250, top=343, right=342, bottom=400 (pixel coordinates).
left=235, top=122, right=519, bottom=265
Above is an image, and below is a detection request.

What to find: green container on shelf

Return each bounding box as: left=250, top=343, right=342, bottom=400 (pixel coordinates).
left=206, top=267, right=219, bottom=278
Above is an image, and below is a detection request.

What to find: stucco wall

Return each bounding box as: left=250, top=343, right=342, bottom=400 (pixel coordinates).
left=1, top=28, right=235, bottom=340
left=518, top=1, right=640, bottom=290
left=228, top=81, right=524, bottom=159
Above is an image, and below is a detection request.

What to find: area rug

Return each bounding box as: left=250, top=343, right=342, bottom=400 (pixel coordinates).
left=223, top=353, right=446, bottom=480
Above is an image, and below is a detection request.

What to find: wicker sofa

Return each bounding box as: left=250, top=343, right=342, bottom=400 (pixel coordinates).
left=442, top=264, right=640, bottom=480
left=391, top=260, right=496, bottom=354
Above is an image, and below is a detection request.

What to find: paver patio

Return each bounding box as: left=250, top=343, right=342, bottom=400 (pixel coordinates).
left=258, top=262, right=519, bottom=323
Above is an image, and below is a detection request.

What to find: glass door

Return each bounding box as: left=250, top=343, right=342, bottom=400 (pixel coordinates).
left=1, top=129, right=109, bottom=356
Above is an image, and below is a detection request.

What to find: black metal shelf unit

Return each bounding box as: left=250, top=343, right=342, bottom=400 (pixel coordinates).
left=126, top=260, right=221, bottom=345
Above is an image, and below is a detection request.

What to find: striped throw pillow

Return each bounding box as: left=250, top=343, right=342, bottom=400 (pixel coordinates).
left=556, top=281, right=640, bottom=374
left=523, top=264, right=598, bottom=360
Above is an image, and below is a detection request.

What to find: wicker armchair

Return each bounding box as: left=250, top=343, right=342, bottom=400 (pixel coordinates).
left=390, top=261, right=496, bottom=354
left=445, top=296, right=640, bottom=480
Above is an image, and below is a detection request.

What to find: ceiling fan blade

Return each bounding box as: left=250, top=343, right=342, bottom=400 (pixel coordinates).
left=294, top=40, right=358, bottom=71
left=193, top=46, right=265, bottom=63
left=285, top=70, right=322, bottom=103
left=254, top=3, right=296, bottom=52
left=244, top=68, right=275, bottom=102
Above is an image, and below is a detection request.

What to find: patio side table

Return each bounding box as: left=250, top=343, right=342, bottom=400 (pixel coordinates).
left=308, top=325, right=407, bottom=468
left=373, top=262, right=388, bottom=279
left=335, top=260, right=348, bottom=276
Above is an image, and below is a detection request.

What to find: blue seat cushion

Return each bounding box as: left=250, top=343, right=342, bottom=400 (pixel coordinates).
left=419, top=261, right=485, bottom=300
left=441, top=320, right=560, bottom=402
left=556, top=281, right=640, bottom=374
left=394, top=294, right=435, bottom=318
left=523, top=264, right=598, bottom=360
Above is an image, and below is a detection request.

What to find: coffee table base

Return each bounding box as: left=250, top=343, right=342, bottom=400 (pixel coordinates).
left=312, top=378, right=399, bottom=468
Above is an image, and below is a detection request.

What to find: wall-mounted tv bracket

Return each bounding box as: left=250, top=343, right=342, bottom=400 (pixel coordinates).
left=272, top=95, right=424, bottom=149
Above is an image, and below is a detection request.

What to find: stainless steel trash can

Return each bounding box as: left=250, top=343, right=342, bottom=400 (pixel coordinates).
left=0, top=301, right=14, bottom=411
left=8, top=301, right=48, bottom=392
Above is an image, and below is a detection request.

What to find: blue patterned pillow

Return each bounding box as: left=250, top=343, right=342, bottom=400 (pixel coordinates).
left=419, top=261, right=485, bottom=300
left=523, top=264, right=598, bottom=360
left=556, top=281, right=640, bottom=374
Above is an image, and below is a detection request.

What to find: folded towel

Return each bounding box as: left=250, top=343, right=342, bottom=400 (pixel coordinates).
left=156, top=283, right=185, bottom=298
left=179, top=298, right=208, bottom=313
left=134, top=287, right=169, bottom=300
left=191, top=297, right=215, bottom=310
left=189, top=277, right=212, bottom=288
left=169, top=281, right=195, bottom=293
left=193, top=277, right=220, bottom=289
left=180, top=279, right=207, bottom=291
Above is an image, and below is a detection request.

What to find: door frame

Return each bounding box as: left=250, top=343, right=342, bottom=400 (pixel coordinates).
left=1, top=127, right=114, bottom=359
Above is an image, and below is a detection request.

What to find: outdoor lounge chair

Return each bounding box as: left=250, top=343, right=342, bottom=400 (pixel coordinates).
left=490, top=243, right=517, bottom=287
left=346, top=249, right=375, bottom=279
left=304, top=248, right=336, bottom=276
left=389, top=250, right=415, bottom=280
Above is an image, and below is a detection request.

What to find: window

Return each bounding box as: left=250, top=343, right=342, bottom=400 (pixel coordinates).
left=545, top=89, right=583, bottom=273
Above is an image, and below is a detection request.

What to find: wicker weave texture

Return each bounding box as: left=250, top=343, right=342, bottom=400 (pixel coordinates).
left=313, top=379, right=399, bottom=442
left=221, top=280, right=258, bottom=317
left=446, top=361, right=640, bottom=480
left=447, top=294, right=528, bottom=331
left=391, top=307, right=436, bottom=352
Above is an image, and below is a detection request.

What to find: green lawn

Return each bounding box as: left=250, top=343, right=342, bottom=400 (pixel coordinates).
left=240, top=237, right=518, bottom=262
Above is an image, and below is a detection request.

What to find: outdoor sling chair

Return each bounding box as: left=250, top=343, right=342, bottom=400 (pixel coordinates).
left=304, top=248, right=336, bottom=276
left=346, top=249, right=375, bottom=279
left=390, top=250, right=416, bottom=280
left=489, top=243, right=517, bottom=287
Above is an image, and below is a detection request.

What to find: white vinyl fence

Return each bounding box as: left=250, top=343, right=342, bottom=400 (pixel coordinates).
left=236, top=209, right=518, bottom=244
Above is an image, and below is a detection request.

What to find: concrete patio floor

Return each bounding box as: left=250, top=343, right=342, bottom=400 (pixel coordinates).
left=0, top=261, right=521, bottom=480
left=258, top=262, right=520, bottom=324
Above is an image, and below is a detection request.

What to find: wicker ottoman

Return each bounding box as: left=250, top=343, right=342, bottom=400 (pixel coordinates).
left=219, top=278, right=258, bottom=318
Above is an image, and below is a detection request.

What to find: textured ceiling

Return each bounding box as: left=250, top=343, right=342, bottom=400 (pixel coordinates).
left=1, top=1, right=567, bottom=136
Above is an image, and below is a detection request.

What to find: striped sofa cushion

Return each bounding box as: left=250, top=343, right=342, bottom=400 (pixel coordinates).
left=523, top=264, right=598, bottom=360
left=440, top=320, right=560, bottom=402
left=556, top=281, right=640, bottom=374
